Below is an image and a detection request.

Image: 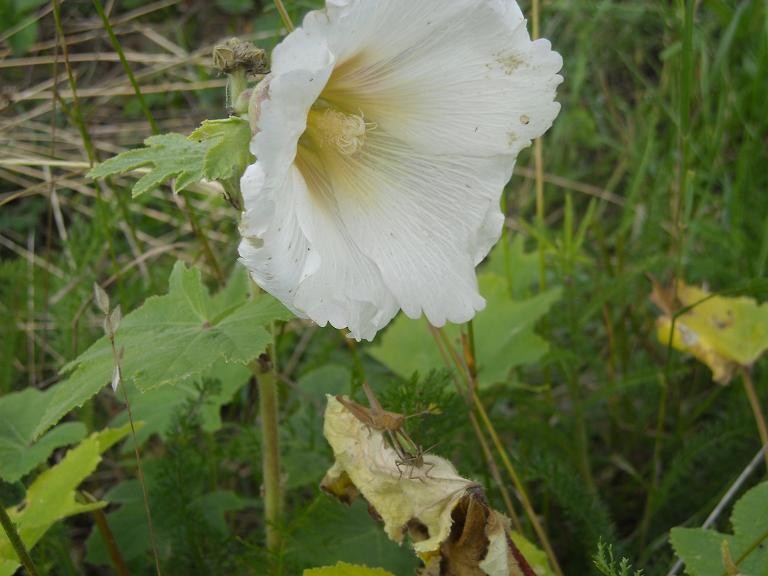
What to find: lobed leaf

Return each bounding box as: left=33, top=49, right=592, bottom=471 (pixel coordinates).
left=33, top=263, right=292, bottom=439
left=87, top=117, right=253, bottom=197
left=111, top=360, right=251, bottom=449
left=369, top=272, right=561, bottom=387
left=0, top=425, right=132, bottom=576
left=0, top=387, right=86, bottom=483
left=670, top=482, right=768, bottom=576
left=189, top=116, right=254, bottom=182
left=87, top=133, right=209, bottom=197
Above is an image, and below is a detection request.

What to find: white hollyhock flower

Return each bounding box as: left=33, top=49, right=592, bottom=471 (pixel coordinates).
left=239, top=0, right=563, bottom=341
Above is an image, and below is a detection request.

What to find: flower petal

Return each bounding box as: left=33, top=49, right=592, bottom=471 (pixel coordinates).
left=305, top=0, right=563, bottom=157
left=240, top=161, right=399, bottom=341
left=311, top=129, right=513, bottom=326
left=292, top=152, right=399, bottom=340
left=241, top=0, right=563, bottom=339
left=250, top=27, right=335, bottom=173
left=239, top=163, right=314, bottom=314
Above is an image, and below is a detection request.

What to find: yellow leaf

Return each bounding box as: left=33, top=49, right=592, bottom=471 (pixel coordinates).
left=321, top=396, right=539, bottom=575
left=303, top=562, right=395, bottom=576
left=653, top=279, right=768, bottom=384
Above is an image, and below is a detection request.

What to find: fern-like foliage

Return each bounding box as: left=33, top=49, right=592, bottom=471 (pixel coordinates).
left=152, top=384, right=252, bottom=575
left=526, top=450, right=617, bottom=567
left=594, top=541, right=644, bottom=576
left=648, top=392, right=756, bottom=535
left=377, top=369, right=464, bottom=453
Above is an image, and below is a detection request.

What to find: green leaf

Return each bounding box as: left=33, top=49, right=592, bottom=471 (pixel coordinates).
left=34, top=262, right=292, bottom=439
left=0, top=425, right=132, bottom=576
left=189, top=117, right=254, bottom=182
left=87, top=117, right=253, bottom=197
left=87, top=133, right=209, bottom=197
left=483, top=235, right=541, bottom=298
left=287, top=496, right=417, bottom=573
left=510, top=531, right=556, bottom=576
left=369, top=273, right=561, bottom=387
left=85, top=481, right=256, bottom=566
left=283, top=365, right=351, bottom=490
left=112, top=360, right=251, bottom=449
left=0, top=388, right=86, bottom=482
left=670, top=481, right=768, bottom=576
left=304, top=563, right=395, bottom=576
left=193, top=490, right=258, bottom=535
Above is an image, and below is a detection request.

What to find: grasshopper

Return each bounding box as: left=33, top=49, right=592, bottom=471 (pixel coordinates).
left=336, top=382, right=436, bottom=480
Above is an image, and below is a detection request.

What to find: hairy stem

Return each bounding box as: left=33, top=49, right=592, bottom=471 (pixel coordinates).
left=260, top=372, right=283, bottom=540
left=257, top=357, right=283, bottom=566
left=0, top=505, right=40, bottom=576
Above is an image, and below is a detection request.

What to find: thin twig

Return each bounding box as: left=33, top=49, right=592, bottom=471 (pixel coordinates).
left=741, top=366, right=768, bottom=469
left=88, top=503, right=131, bottom=576
left=273, top=0, right=295, bottom=32
left=459, top=323, right=524, bottom=532
left=86, top=0, right=224, bottom=284
left=514, top=166, right=625, bottom=206
left=51, top=0, right=97, bottom=165
left=429, top=326, right=564, bottom=576
left=468, top=383, right=564, bottom=576
left=87, top=0, right=225, bottom=284
left=115, top=353, right=163, bottom=576
left=0, top=51, right=205, bottom=69
left=51, top=0, right=126, bottom=294
left=92, top=0, right=159, bottom=133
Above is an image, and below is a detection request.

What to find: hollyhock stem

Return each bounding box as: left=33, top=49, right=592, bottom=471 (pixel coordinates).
left=254, top=321, right=283, bottom=568
left=259, top=368, right=283, bottom=553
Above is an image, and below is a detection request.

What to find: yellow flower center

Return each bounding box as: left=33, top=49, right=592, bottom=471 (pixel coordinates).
left=306, top=106, right=374, bottom=156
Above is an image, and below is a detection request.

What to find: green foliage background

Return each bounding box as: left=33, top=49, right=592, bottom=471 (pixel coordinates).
left=1, top=0, right=767, bottom=574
